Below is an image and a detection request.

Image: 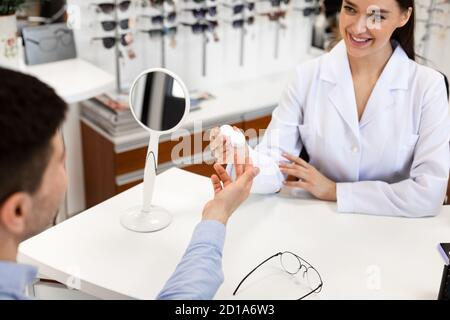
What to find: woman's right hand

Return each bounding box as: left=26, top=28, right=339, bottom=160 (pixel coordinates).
left=209, top=126, right=248, bottom=165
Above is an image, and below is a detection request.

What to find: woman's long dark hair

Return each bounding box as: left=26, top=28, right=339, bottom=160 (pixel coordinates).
left=391, top=0, right=416, bottom=61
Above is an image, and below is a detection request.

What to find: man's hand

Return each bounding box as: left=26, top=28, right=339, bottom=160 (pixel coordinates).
left=279, top=152, right=337, bottom=201
left=202, top=156, right=260, bottom=225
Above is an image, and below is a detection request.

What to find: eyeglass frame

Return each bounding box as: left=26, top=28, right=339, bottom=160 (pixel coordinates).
left=231, top=16, right=254, bottom=28
left=139, top=26, right=178, bottom=37
left=223, top=2, right=255, bottom=15
left=233, top=251, right=323, bottom=300
left=91, top=33, right=132, bottom=49
left=191, top=0, right=217, bottom=3
left=184, top=6, right=217, bottom=19
left=90, top=1, right=132, bottom=14
left=148, top=0, right=175, bottom=6
left=182, top=20, right=218, bottom=34
left=100, top=18, right=130, bottom=31
left=268, top=0, right=290, bottom=6
left=24, top=28, right=74, bottom=52
left=139, top=12, right=177, bottom=24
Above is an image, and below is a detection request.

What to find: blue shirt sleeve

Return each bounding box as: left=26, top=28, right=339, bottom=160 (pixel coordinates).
left=0, top=262, right=37, bottom=300
left=156, top=220, right=226, bottom=300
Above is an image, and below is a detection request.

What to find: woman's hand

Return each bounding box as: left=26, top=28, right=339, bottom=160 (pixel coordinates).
left=202, top=155, right=260, bottom=225
left=279, top=152, right=337, bottom=201
left=209, top=126, right=248, bottom=165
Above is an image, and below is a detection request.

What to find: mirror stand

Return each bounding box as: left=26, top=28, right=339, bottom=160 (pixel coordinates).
left=120, top=134, right=172, bottom=232
left=120, top=67, right=190, bottom=233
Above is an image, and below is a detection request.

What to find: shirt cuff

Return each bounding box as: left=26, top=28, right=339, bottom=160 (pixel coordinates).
left=190, top=220, right=226, bottom=252
left=336, top=182, right=354, bottom=213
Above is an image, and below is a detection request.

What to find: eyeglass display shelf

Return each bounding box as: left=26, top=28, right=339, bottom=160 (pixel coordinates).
left=18, top=167, right=450, bottom=300
left=21, top=58, right=115, bottom=104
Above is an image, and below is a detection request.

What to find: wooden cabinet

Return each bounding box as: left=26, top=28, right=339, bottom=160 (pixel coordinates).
left=81, top=117, right=271, bottom=208
left=81, top=124, right=116, bottom=209
left=244, top=116, right=272, bottom=132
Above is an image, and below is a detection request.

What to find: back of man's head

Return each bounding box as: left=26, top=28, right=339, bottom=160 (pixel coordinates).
left=0, top=67, right=67, bottom=245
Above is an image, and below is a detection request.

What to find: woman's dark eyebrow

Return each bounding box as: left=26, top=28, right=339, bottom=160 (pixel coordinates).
left=344, top=0, right=391, bottom=14
left=344, top=0, right=358, bottom=7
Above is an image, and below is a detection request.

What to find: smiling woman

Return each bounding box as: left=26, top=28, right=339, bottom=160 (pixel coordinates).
left=340, top=0, right=415, bottom=59
left=338, top=0, right=416, bottom=121
left=208, top=0, right=450, bottom=217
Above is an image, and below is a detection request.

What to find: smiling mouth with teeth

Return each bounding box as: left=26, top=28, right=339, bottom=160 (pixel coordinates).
left=349, top=33, right=373, bottom=44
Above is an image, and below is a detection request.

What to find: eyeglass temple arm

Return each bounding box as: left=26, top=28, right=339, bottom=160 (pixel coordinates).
left=298, top=282, right=323, bottom=300
left=232, top=252, right=282, bottom=296
left=25, top=38, right=39, bottom=45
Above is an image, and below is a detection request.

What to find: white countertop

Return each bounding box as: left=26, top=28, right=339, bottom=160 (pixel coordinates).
left=185, top=71, right=292, bottom=126
left=82, top=71, right=293, bottom=153
left=18, top=168, right=450, bottom=300
left=23, top=58, right=115, bottom=104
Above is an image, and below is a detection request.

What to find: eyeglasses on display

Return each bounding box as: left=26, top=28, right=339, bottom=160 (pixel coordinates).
left=25, top=28, right=73, bottom=52
left=223, top=2, right=255, bottom=14
left=268, top=0, right=290, bottom=6
left=140, top=26, right=178, bottom=37
left=140, top=12, right=177, bottom=24
left=91, top=33, right=133, bottom=49
left=91, top=1, right=132, bottom=14
left=231, top=16, right=254, bottom=28
left=184, top=6, right=217, bottom=19
left=182, top=20, right=218, bottom=34
left=100, top=18, right=130, bottom=31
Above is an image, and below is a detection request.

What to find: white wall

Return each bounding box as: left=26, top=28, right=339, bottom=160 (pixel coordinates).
left=415, top=0, right=450, bottom=79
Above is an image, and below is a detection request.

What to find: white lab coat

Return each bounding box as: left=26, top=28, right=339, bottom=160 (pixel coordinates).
left=245, top=40, right=450, bottom=217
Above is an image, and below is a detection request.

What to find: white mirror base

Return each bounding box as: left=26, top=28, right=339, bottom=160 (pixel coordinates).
left=120, top=205, right=172, bottom=233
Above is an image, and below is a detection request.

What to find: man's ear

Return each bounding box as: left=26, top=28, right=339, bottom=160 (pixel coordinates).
left=398, top=7, right=413, bottom=28
left=0, top=192, right=32, bottom=236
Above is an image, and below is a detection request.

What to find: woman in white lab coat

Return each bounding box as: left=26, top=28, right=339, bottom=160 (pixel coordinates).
left=210, top=0, right=450, bottom=217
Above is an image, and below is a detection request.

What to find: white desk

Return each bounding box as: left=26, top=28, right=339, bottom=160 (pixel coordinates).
left=18, top=168, right=450, bottom=300
left=23, top=59, right=115, bottom=216
left=24, top=58, right=115, bottom=104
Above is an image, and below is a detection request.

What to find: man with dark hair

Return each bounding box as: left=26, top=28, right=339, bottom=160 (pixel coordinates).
left=0, top=67, right=259, bottom=300
left=0, top=68, right=69, bottom=300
